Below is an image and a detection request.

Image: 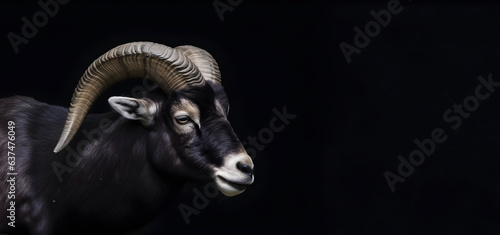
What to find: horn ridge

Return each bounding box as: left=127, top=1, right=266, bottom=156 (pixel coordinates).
left=175, top=45, right=221, bottom=84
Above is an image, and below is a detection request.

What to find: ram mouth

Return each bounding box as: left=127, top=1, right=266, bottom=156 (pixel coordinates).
left=217, top=176, right=249, bottom=192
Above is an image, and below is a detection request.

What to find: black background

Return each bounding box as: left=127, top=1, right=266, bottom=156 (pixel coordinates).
left=2, top=1, right=500, bottom=234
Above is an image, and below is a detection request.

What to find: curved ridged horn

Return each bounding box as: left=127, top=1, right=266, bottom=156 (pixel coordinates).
left=175, top=45, right=221, bottom=84
left=53, top=42, right=205, bottom=153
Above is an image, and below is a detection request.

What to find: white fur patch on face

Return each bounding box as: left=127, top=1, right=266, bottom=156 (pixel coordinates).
left=213, top=150, right=254, bottom=197
left=170, top=98, right=201, bottom=134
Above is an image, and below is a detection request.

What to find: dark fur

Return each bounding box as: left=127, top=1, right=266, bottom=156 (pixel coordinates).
left=0, top=82, right=240, bottom=235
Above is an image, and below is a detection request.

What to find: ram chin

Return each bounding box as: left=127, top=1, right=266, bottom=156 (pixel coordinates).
left=215, top=175, right=249, bottom=197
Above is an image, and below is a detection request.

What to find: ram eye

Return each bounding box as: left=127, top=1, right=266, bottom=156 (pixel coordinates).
left=175, top=115, right=190, bottom=125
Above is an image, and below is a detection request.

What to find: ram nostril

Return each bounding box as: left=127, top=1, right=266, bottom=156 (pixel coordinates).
left=236, top=162, right=253, bottom=176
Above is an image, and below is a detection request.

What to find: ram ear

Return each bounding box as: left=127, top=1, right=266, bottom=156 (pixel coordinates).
left=108, top=96, right=157, bottom=126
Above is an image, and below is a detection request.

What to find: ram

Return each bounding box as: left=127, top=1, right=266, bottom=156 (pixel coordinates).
left=0, top=42, right=254, bottom=235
